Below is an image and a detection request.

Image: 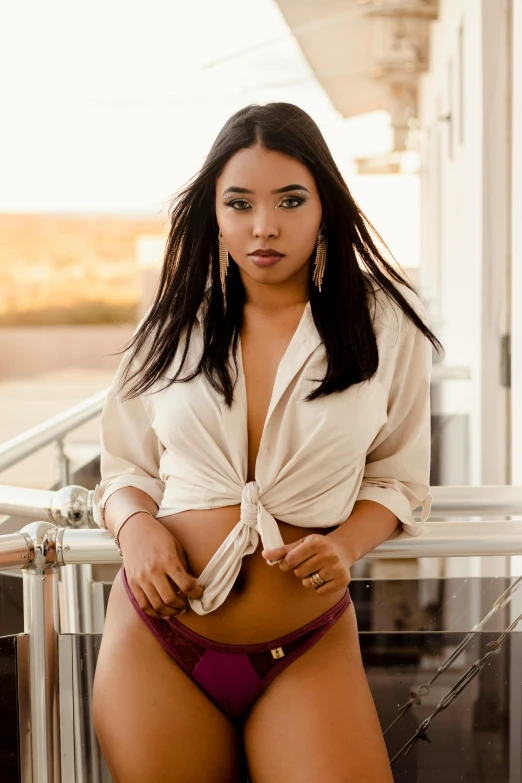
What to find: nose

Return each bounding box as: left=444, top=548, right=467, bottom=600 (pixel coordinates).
left=252, top=204, right=280, bottom=240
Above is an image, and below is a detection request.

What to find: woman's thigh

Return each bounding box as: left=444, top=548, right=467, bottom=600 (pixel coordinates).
left=242, top=601, right=393, bottom=783
left=92, top=571, right=245, bottom=783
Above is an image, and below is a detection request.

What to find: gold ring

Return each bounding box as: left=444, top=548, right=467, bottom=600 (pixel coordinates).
left=309, top=571, right=325, bottom=587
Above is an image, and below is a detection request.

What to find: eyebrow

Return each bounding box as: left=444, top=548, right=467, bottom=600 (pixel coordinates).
left=222, top=184, right=310, bottom=196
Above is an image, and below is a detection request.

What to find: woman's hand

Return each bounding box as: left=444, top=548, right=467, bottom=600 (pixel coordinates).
left=118, top=512, right=204, bottom=619
left=262, top=533, right=352, bottom=596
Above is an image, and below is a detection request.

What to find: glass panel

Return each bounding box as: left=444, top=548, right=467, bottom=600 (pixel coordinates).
left=353, top=575, right=522, bottom=779
left=0, top=573, right=23, bottom=637
left=59, top=634, right=112, bottom=783
left=0, top=635, right=21, bottom=783
left=4, top=573, right=516, bottom=781
left=72, top=571, right=522, bottom=782
left=365, top=632, right=520, bottom=780
left=71, top=627, right=520, bottom=782
left=350, top=576, right=522, bottom=634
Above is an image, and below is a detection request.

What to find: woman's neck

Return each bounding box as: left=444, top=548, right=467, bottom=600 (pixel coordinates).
left=239, top=270, right=309, bottom=314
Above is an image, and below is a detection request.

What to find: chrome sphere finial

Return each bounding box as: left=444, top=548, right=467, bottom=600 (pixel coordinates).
left=50, top=485, right=90, bottom=529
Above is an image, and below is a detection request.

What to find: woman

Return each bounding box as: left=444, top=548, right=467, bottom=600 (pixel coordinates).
left=92, top=102, right=441, bottom=782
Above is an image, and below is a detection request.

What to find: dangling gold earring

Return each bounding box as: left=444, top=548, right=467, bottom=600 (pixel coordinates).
left=218, top=231, right=229, bottom=302
left=313, top=223, right=327, bottom=292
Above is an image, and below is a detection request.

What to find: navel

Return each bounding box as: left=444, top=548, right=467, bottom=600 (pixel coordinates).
left=232, top=571, right=247, bottom=593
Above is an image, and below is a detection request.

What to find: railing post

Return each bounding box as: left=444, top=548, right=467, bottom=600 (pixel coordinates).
left=55, top=439, right=71, bottom=489
left=21, top=521, right=61, bottom=783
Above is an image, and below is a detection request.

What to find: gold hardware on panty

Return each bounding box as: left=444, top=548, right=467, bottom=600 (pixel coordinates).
left=271, top=647, right=285, bottom=659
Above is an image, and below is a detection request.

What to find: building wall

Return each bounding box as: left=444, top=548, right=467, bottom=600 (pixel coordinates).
left=511, top=0, right=522, bottom=582
left=512, top=0, right=522, bottom=486
left=418, top=0, right=482, bottom=485
left=418, top=0, right=517, bottom=587
left=418, top=0, right=512, bottom=487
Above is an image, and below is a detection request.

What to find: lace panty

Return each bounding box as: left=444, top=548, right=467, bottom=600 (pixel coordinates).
left=121, top=565, right=351, bottom=719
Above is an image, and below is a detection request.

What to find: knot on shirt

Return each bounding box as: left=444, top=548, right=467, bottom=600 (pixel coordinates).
left=240, top=481, right=261, bottom=528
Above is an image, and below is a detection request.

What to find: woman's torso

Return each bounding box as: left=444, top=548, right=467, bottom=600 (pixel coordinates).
left=157, top=302, right=347, bottom=643
left=158, top=507, right=343, bottom=643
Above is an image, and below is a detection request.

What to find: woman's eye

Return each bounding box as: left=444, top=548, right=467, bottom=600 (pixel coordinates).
left=225, top=196, right=306, bottom=211
left=280, top=196, right=305, bottom=208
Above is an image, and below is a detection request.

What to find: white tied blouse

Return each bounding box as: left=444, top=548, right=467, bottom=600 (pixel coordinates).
left=92, top=280, right=433, bottom=615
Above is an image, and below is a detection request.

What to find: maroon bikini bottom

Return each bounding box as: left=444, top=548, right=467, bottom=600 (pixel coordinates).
left=121, top=566, right=351, bottom=720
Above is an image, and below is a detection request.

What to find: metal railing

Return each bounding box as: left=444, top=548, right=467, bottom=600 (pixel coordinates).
left=0, top=393, right=105, bottom=783
left=2, top=481, right=522, bottom=531
left=0, top=483, right=521, bottom=783
left=0, top=389, right=106, bottom=479
left=1, top=387, right=521, bottom=781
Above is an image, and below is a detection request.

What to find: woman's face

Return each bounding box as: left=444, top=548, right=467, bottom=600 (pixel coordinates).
left=215, top=144, right=322, bottom=293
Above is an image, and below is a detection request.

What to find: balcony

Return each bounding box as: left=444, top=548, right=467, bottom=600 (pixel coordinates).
left=1, top=388, right=521, bottom=782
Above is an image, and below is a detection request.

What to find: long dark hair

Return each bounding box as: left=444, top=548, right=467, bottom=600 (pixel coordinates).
left=112, top=102, right=443, bottom=407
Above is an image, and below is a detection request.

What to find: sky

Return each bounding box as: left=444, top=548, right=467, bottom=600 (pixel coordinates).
left=0, top=0, right=418, bottom=264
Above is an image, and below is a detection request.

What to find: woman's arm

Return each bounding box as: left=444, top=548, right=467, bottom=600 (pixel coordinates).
left=103, top=486, right=159, bottom=538
left=326, top=499, right=399, bottom=566
left=265, top=499, right=400, bottom=593
left=92, top=372, right=166, bottom=534
left=92, top=309, right=166, bottom=535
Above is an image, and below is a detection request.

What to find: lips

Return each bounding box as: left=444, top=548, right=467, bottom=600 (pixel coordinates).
left=249, top=248, right=283, bottom=256
left=248, top=249, right=285, bottom=268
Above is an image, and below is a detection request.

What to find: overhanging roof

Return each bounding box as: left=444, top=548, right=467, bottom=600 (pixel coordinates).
left=275, top=0, right=438, bottom=150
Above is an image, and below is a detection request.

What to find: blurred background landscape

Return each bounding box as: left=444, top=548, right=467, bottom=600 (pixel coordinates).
left=0, top=213, right=168, bottom=325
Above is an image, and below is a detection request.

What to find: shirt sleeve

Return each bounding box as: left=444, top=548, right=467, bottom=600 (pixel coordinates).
left=92, top=319, right=165, bottom=529
left=355, top=293, right=433, bottom=536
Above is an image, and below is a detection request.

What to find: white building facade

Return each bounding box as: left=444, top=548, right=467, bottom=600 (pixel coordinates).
left=418, top=0, right=516, bottom=491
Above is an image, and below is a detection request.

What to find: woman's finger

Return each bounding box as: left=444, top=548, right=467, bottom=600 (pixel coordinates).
left=167, top=574, right=188, bottom=599
left=279, top=535, right=323, bottom=571
left=142, top=582, right=182, bottom=618
left=130, top=582, right=165, bottom=619
left=155, top=574, right=187, bottom=610
left=167, top=561, right=204, bottom=600
left=291, top=554, right=327, bottom=580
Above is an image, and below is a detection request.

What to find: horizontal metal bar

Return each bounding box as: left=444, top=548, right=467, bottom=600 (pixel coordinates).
left=0, top=485, right=92, bottom=529
left=56, top=522, right=522, bottom=563
left=0, top=532, right=31, bottom=568
left=0, top=389, right=107, bottom=472
left=0, top=486, right=55, bottom=521
left=377, top=520, right=522, bottom=558
left=0, top=486, right=521, bottom=569
left=2, top=520, right=522, bottom=570
left=60, top=529, right=120, bottom=565
left=1, top=484, right=521, bottom=526
left=428, top=486, right=522, bottom=515
left=431, top=364, right=471, bottom=381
